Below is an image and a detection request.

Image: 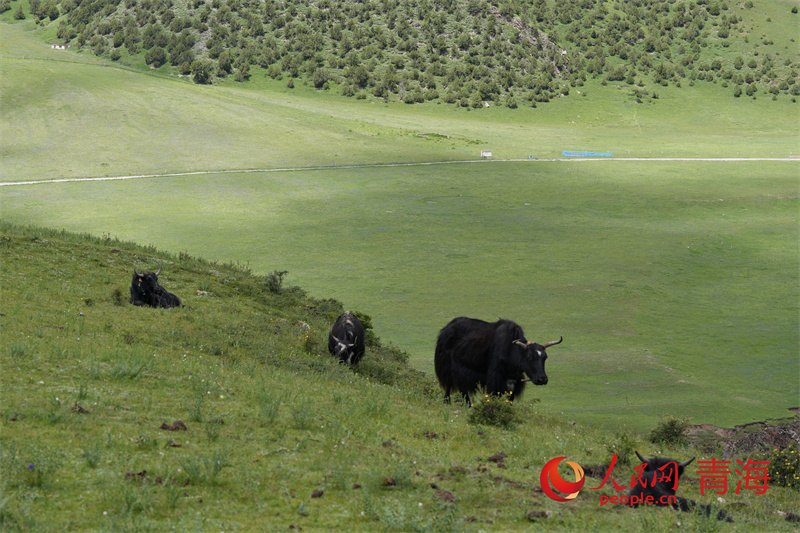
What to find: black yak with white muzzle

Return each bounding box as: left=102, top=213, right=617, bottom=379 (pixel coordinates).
left=328, top=312, right=365, bottom=364
left=434, top=317, right=562, bottom=406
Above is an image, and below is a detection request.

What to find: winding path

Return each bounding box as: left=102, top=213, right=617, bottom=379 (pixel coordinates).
left=1, top=157, right=796, bottom=187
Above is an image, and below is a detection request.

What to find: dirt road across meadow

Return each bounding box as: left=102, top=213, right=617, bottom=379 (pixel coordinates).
left=1, top=157, right=797, bottom=187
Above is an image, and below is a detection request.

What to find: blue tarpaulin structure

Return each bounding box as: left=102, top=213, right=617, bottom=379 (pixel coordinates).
left=562, top=151, right=614, bottom=157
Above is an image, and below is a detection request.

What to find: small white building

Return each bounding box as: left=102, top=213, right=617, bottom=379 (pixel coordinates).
left=481, top=150, right=493, bottom=158
left=51, top=44, right=68, bottom=50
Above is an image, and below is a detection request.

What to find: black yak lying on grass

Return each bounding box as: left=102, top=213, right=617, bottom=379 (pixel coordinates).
left=129, top=263, right=182, bottom=309
left=629, top=452, right=733, bottom=522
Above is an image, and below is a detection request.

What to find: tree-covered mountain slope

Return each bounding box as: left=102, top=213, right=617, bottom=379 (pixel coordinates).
left=3, top=0, right=798, bottom=106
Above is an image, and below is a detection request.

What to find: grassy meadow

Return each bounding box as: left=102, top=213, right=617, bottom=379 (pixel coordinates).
left=1, top=223, right=799, bottom=532
left=2, top=17, right=799, bottom=428
left=2, top=21, right=800, bottom=185
left=0, top=2, right=799, bottom=529
left=2, top=159, right=798, bottom=432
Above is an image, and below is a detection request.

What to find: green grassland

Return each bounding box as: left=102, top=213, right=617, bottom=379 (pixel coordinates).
left=3, top=159, right=797, bottom=431
left=1, top=223, right=798, bottom=532
left=1, top=3, right=799, bottom=528
left=2, top=17, right=799, bottom=431
left=1, top=22, right=799, bottom=184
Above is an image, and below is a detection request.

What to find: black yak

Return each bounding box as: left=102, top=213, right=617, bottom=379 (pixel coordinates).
left=434, top=317, right=562, bottom=406
left=129, top=263, right=182, bottom=308
left=629, top=452, right=732, bottom=522
left=328, top=312, right=365, bottom=364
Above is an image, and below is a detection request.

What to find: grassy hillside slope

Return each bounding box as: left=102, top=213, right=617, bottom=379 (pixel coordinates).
left=1, top=223, right=798, bottom=532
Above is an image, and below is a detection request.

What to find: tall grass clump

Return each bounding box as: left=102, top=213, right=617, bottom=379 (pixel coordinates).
left=109, top=349, right=150, bottom=380
left=19, top=445, right=64, bottom=489
left=8, top=343, right=27, bottom=362
left=180, top=449, right=230, bottom=486
left=256, top=390, right=283, bottom=426
left=289, top=398, right=315, bottom=430
left=82, top=442, right=103, bottom=468
left=265, top=270, right=289, bottom=294
left=606, top=432, right=639, bottom=465
left=119, top=483, right=152, bottom=517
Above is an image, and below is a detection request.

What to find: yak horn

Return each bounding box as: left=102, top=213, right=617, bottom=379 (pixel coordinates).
left=133, top=263, right=140, bottom=277
left=513, top=340, right=528, bottom=348
left=679, top=456, right=696, bottom=469
left=543, top=336, right=563, bottom=348
left=635, top=451, right=648, bottom=464
left=156, top=262, right=162, bottom=276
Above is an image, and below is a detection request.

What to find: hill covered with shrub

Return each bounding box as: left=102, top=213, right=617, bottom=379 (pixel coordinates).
left=3, top=0, right=798, bottom=105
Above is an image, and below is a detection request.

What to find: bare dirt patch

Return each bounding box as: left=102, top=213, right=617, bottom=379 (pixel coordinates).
left=687, top=409, right=799, bottom=456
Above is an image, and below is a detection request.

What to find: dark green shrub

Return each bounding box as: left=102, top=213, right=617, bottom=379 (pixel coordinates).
left=404, top=90, right=424, bottom=103
left=648, top=415, right=690, bottom=446
left=145, top=46, right=166, bottom=68
left=265, top=270, right=288, bottom=294
left=351, top=310, right=377, bottom=346
left=755, top=444, right=800, bottom=490
left=191, top=59, right=213, bottom=84
left=234, top=62, right=250, bottom=82
left=468, top=390, right=521, bottom=429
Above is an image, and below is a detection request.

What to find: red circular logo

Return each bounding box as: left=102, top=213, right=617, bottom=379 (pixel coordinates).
left=540, top=456, right=585, bottom=502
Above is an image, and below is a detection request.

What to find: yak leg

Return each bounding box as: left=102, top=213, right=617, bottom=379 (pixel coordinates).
left=450, top=385, right=472, bottom=407
left=461, top=392, right=472, bottom=408
left=486, top=372, right=507, bottom=397
left=671, top=496, right=697, bottom=513
left=509, top=378, right=526, bottom=403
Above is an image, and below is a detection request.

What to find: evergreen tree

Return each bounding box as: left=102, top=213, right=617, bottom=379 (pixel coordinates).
left=191, top=59, right=213, bottom=84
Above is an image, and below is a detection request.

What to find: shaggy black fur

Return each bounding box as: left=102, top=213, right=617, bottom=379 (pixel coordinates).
left=129, top=264, right=182, bottom=309
left=328, top=312, right=365, bottom=364
left=630, top=452, right=733, bottom=522
left=434, top=317, right=561, bottom=406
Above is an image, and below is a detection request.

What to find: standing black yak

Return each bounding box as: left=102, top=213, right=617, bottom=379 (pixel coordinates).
left=129, top=263, right=182, bottom=308
left=629, top=452, right=732, bottom=522
left=434, top=317, right=562, bottom=405
left=328, top=312, right=365, bottom=364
